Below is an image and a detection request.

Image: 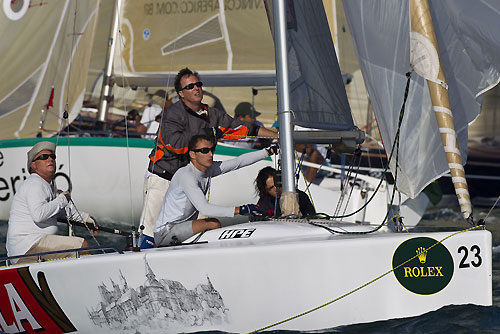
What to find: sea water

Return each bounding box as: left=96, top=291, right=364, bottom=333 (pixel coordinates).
left=1, top=206, right=500, bottom=333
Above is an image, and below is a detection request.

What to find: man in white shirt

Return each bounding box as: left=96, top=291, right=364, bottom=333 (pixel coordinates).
left=6, top=141, right=94, bottom=263
left=154, top=134, right=277, bottom=246
left=138, top=89, right=170, bottom=139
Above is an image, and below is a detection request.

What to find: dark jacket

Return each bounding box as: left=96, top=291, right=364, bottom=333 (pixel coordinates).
left=148, top=100, right=260, bottom=179
left=257, top=190, right=316, bottom=217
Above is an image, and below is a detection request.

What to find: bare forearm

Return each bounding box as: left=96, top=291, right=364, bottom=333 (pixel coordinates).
left=257, top=126, right=278, bottom=139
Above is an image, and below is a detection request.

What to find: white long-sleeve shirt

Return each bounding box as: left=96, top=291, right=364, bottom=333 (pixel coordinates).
left=154, top=149, right=269, bottom=233
left=6, top=173, right=87, bottom=257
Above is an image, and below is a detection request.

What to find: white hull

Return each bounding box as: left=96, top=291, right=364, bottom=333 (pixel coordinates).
left=0, top=137, right=426, bottom=226
left=0, top=221, right=491, bottom=333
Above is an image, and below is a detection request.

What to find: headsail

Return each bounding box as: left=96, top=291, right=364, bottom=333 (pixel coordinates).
left=285, top=1, right=356, bottom=132
left=343, top=0, right=500, bottom=198
left=114, top=0, right=276, bottom=87
left=0, top=0, right=100, bottom=140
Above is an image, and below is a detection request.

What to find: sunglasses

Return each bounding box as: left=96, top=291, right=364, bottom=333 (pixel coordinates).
left=33, top=153, right=56, bottom=161
left=181, top=81, right=203, bottom=91
left=192, top=146, right=215, bottom=154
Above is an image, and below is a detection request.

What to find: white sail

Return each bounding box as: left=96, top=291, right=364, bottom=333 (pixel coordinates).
left=0, top=0, right=100, bottom=140
left=114, top=0, right=276, bottom=87
left=343, top=0, right=500, bottom=198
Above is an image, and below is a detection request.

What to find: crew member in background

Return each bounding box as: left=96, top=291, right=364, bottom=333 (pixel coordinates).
left=154, top=134, right=277, bottom=246
left=139, top=67, right=277, bottom=248
left=224, top=102, right=272, bottom=149
left=137, top=89, right=171, bottom=139
left=255, top=166, right=316, bottom=217
left=6, top=141, right=95, bottom=263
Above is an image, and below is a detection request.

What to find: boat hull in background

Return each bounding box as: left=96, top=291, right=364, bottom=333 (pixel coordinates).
left=0, top=137, right=426, bottom=226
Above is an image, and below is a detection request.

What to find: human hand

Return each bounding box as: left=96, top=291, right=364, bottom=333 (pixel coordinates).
left=204, top=127, right=224, bottom=140
left=239, top=204, right=262, bottom=217
left=266, top=144, right=279, bottom=156
left=58, top=190, right=71, bottom=202
left=85, top=215, right=98, bottom=229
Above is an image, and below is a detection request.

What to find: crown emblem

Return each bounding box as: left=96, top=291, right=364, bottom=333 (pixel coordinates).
left=416, top=247, right=427, bottom=264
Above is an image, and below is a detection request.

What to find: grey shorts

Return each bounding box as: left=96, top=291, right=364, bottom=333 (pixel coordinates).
left=154, top=221, right=194, bottom=246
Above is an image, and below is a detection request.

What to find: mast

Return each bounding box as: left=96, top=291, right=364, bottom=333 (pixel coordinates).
left=272, top=0, right=300, bottom=216
left=410, top=0, right=472, bottom=220
left=97, top=0, right=121, bottom=125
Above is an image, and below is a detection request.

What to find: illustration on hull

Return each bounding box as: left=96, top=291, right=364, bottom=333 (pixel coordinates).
left=88, top=259, right=230, bottom=331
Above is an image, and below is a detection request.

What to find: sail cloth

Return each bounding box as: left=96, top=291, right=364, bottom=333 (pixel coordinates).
left=114, top=0, right=275, bottom=87
left=271, top=0, right=356, bottom=131
left=343, top=0, right=500, bottom=198
left=0, top=0, right=100, bottom=140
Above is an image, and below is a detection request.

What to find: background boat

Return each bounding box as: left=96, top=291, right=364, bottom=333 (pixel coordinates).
left=0, top=0, right=427, bottom=228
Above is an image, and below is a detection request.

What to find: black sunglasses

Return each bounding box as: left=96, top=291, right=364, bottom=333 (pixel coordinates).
left=34, top=153, right=56, bottom=161
left=192, top=146, right=215, bottom=154
left=181, top=81, right=203, bottom=91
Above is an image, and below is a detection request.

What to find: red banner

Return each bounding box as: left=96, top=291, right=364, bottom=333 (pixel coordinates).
left=0, top=267, right=76, bottom=333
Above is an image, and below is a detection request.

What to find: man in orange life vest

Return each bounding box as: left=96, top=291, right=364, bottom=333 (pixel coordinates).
left=139, top=68, right=277, bottom=248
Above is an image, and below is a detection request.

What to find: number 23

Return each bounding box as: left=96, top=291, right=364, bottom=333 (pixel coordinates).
left=458, top=245, right=482, bottom=268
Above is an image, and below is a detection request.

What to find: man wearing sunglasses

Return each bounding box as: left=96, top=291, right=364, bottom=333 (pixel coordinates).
left=154, top=134, right=278, bottom=246
left=6, top=141, right=94, bottom=263
left=140, top=67, right=277, bottom=248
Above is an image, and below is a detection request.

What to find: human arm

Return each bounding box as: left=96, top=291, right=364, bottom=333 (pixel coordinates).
left=257, top=126, right=278, bottom=140
left=211, top=108, right=261, bottom=141
left=182, top=174, right=235, bottom=218
left=210, top=148, right=270, bottom=177
left=26, top=181, right=68, bottom=223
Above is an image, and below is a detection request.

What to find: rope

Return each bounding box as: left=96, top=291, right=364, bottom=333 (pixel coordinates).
left=294, top=150, right=316, bottom=211
left=247, top=223, right=486, bottom=333
left=221, top=133, right=279, bottom=140
left=311, top=71, right=413, bottom=230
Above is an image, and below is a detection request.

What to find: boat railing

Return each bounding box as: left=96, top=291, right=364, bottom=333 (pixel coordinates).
left=0, top=246, right=123, bottom=267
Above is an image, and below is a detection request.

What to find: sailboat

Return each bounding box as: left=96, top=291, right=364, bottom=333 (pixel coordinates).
left=0, top=0, right=494, bottom=332
left=0, top=0, right=426, bottom=228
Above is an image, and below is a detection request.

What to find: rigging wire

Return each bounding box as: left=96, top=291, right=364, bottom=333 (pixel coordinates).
left=56, top=0, right=81, bottom=237
left=316, top=70, right=414, bottom=223
left=113, top=0, right=138, bottom=232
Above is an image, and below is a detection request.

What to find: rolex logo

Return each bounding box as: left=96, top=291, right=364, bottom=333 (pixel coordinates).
left=393, top=237, right=454, bottom=295
left=416, top=247, right=427, bottom=264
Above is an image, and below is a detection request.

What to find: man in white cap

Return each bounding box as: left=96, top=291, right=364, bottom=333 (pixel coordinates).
left=6, top=141, right=93, bottom=263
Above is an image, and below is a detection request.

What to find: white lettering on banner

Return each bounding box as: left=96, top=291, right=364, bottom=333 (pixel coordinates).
left=5, top=283, right=42, bottom=332
left=0, top=307, right=18, bottom=333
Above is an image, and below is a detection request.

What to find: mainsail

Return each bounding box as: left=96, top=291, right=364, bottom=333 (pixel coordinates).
left=343, top=0, right=500, bottom=198
left=0, top=0, right=100, bottom=140
left=114, top=0, right=276, bottom=87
